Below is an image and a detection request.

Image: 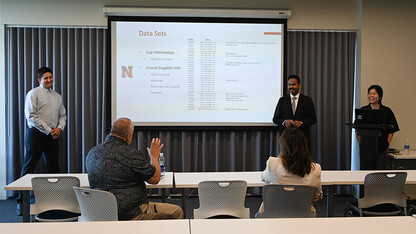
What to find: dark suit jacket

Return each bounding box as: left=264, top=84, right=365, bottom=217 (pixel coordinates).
left=272, top=93, right=317, bottom=141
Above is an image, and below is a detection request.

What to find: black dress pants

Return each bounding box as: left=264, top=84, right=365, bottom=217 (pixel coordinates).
left=17, top=127, right=60, bottom=203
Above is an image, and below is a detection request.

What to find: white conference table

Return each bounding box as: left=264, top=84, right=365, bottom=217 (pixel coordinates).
left=0, top=219, right=190, bottom=234
left=389, top=151, right=416, bottom=160
left=1, top=217, right=415, bottom=234
left=388, top=151, right=416, bottom=169
left=321, top=170, right=416, bottom=185
left=7, top=170, right=416, bottom=221
left=174, top=171, right=266, bottom=188
left=4, top=172, right=174, bottom=222
left=190, top=216, right=416, bottom=234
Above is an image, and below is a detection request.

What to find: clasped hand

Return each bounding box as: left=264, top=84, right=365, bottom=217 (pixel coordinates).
left=50, top=128, right=62, bottom=139
left=285, top=120, right=303, bottom=128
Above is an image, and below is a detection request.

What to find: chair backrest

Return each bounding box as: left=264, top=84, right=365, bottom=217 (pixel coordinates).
left=31, top=176, right=81, bottom=215
left=359, top=172, right=407, bottom=209
left=73, top=187, right=118, bottom=222
left=257, top=184, right=315, bottom=218
left=194, top=180, right=249, bottom=219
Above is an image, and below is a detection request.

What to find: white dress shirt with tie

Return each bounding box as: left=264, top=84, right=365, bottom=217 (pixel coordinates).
left=290, top=92, right=300, bottom=114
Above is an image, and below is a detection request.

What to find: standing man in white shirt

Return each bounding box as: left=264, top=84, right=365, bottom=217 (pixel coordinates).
left=16, top=67, right=67, bottom=215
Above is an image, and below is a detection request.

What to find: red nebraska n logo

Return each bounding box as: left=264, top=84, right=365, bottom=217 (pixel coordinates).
left=121, top=66, right=133, bottom=78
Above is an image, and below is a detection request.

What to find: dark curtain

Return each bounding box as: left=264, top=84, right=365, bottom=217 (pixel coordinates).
left=5, top=27, right=355, bottom=197
left=5, top=27, right=108, bottom=197
left=287, top=31, right=356, bottom=170
left=287, top=31, right=356, bottom=195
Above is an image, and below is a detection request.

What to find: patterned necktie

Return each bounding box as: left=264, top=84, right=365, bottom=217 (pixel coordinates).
left=292, top=96, right=297, bottom=116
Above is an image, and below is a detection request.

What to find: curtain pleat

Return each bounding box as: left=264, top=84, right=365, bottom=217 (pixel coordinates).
left=5, top=27, right=107, bottom=197
left=5, top=27, right=355, bottom=198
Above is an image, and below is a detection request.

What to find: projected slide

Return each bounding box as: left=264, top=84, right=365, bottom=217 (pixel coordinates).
left=112, top=21, right=283, bottom=126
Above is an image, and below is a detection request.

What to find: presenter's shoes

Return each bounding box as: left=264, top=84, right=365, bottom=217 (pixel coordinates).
left=16, top=203, right=22, bottom=216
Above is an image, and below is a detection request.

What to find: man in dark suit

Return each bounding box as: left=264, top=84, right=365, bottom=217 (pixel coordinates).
left=273, top=74, right=317, bottom=146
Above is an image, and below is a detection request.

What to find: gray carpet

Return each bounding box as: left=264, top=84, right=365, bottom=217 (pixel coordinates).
left=0, top=195, right=356, bottom=223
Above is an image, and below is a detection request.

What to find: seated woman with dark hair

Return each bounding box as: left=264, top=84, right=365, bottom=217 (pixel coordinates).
left=259, top=128, right=323, bottom=214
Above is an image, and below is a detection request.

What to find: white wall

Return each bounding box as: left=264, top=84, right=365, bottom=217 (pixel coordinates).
left=360, top=0, right=416, bottom=150
left=1, top=0, right=357, bottom=29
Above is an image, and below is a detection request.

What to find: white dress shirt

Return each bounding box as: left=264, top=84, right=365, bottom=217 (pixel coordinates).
left=281, top=92, right=301, bottom=126
left=290, top=92, right=300, bottom=113
left=25, top=85, right=67, bottom=135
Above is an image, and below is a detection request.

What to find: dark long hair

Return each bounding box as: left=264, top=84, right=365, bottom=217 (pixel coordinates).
left=279, top=128, right=314, bottom=177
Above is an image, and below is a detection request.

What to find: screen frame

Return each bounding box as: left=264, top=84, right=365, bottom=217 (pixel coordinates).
left=107, top=15, right=287, bottom=130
